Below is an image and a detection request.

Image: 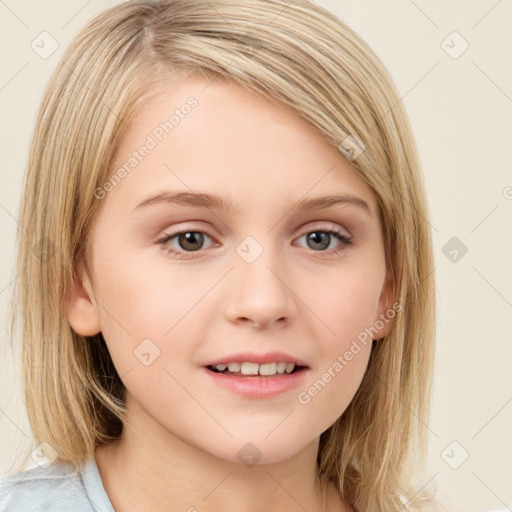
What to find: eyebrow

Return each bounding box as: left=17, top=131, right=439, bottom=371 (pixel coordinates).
left=134, top=191, right=371, bottom=215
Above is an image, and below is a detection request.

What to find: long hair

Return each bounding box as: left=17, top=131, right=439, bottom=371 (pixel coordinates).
left=9, top=1, right=436, bottom=510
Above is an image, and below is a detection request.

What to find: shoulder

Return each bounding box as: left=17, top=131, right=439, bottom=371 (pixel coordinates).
left=0, top=461, right=94, bottom=512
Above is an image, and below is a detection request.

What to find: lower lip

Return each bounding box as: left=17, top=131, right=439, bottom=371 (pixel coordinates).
left=202, top=367, right=309, bottom=399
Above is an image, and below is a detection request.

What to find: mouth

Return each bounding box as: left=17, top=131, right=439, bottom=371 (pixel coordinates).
left=205, top=361, right=308, bottom=377
left=201, top=352, right=310, bottom=397
left=202, top=360, right=310, bottom=398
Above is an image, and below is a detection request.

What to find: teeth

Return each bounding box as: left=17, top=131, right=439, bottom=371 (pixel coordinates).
left=227, top=362, right=241, bottom=372
left=240, top=362, right=259, bottom=375
left=212, top=362, right=298, bottom=376
left=259, top=362, right=277, bottom=376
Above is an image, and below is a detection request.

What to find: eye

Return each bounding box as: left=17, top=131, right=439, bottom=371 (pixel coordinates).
left=295, top=226, right=353, bottom=255
left=157, top=229, right=216, bottom=258
left=156, top=224, right=353, bottom=259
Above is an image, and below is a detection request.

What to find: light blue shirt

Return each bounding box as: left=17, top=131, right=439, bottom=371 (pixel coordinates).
left=0, top=457, right=115, bottom=511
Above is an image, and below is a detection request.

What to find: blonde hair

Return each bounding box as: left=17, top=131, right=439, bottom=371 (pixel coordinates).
left=9, top=1, right=436, bottom=510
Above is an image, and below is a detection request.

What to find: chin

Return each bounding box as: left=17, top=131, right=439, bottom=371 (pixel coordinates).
left=209, top=438, right=307, bottom=467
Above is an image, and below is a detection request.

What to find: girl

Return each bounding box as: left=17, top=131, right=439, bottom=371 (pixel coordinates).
left=1, top=1, right=437, bottom=511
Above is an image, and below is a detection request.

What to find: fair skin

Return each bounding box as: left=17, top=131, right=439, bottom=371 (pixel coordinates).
left=66, top=73, right=394, bottom=512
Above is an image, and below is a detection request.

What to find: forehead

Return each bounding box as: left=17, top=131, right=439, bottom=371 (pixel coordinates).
left=105, top=74, right=377, bottom=214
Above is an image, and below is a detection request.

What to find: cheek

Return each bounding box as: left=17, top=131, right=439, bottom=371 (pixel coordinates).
left=295, top=287, right=374, bottom=433
left=302, top=262, right=384, bottom=343
left=94, top=236, right=193, bottom=328
left=91, top=248, right=213, bottom=373
left=296, top=343, right=372, bottom=435
left=291, top=264, right=382, bottom=427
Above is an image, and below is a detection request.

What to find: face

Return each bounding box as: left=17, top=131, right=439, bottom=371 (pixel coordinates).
left=67, top=73, right=394, bottom=465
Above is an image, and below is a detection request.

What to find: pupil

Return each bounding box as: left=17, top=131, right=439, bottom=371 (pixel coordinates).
left=308, top=231, right=329, bottom=250
left=179, top=232, right=203, bottom=251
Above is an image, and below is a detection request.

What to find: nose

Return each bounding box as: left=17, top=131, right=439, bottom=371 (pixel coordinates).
left=223, top=248, right=297, bottom=329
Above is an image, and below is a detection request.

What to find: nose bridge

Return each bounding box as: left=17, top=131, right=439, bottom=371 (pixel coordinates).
left=224, top=233, right=296, bottom=327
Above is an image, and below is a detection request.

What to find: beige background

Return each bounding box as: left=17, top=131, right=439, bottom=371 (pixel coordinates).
left=1, top=1, right=511, bottom=511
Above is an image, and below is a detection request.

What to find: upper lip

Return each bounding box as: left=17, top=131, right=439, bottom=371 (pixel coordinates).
left=203, top=351, right=309, bottom=368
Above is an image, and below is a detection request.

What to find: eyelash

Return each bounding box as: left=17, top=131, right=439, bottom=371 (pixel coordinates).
left=156, top=225, right=353, bottom=260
